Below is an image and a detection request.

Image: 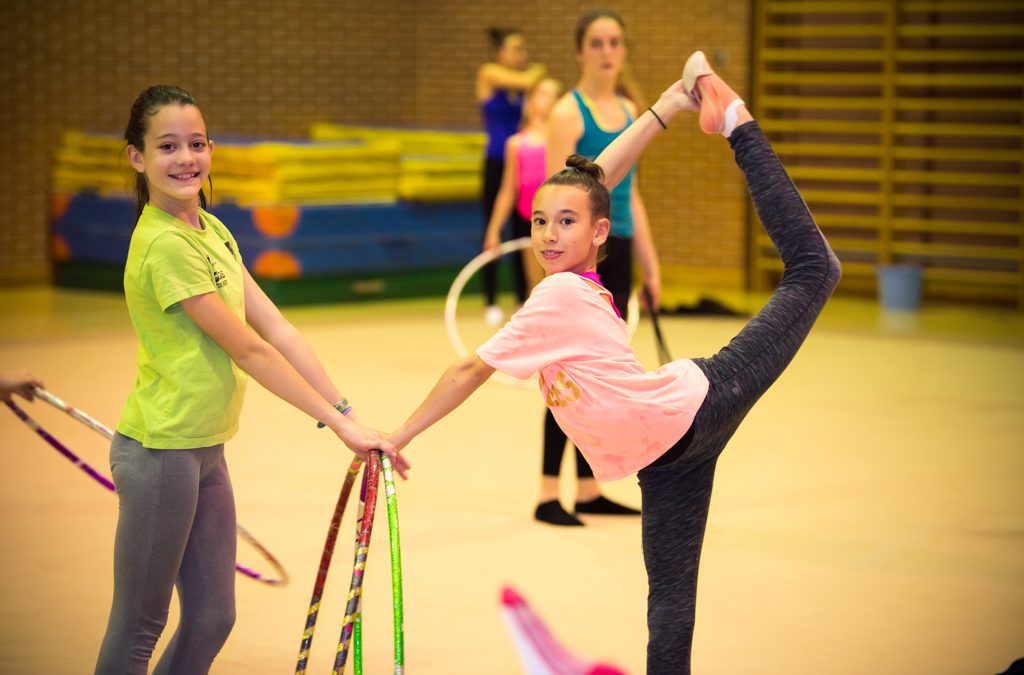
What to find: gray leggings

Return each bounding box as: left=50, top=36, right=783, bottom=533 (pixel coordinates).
left=637, top=122, right=841, bottom=674
left=94, top=433, right=237, bottom=675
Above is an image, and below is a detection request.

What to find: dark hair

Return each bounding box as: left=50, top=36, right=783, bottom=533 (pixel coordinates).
left=123, top=85, right=210, bottom=219
left=541, top=154, right=610, bottom=221
left=488, top=26, right=521, bottom=50
left=574, top=8, right=625, bottom=52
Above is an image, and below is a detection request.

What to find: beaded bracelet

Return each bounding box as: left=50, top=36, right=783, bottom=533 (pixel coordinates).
left=316, top=398, right=353, bottom=428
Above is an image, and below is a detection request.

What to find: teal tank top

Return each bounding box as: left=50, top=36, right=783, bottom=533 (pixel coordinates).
left=571, top=90, right=635, bottom=237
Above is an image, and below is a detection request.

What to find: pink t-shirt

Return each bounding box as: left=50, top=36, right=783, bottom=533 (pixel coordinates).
left=477, top=273, right=710, bottom=481
left=515, top=133, right=547, bottom=221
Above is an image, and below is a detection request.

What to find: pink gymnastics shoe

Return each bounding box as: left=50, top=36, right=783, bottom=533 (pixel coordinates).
left=681, top=50, right=714, bottom=97
left=682, top=50, right=743, bottom=135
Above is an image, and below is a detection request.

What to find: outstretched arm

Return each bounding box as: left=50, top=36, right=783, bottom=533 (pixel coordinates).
left=595, top=79, right=696, bottom=191
left=240, top=267, right=411, bottom=476
left=180, top=288, right=399, bottom=468
left=389, top=354, right=495, bottom=452
left=243, top=266, right=341, bottom=402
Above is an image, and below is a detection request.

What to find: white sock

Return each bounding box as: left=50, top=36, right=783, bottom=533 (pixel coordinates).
left=723, top=98, right=745, bottom=138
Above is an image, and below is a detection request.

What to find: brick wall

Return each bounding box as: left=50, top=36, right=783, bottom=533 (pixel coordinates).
left=0, top=0, right=752, bottom=289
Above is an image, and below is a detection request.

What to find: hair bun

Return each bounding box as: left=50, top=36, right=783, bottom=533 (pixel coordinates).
left=541, top=155, right=611, bottom=222
left=564, top=154, right=605, bottom=182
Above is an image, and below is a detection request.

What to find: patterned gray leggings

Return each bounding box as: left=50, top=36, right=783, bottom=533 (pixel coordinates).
left=638, top=121, right=842, bottom=674
left=94, top=434, right=237, bottom=675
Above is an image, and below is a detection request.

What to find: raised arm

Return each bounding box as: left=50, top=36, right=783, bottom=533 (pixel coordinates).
left=477, top=62, right=547, bottom=101
left=595, top=79, right=697, bottom=190
left=388, top=354, right=495, bottom=452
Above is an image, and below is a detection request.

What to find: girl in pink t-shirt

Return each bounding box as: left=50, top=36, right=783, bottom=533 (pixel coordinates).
left=483, top=77, right=561, bottom=303
left=390, top=52, right=840, bottom=674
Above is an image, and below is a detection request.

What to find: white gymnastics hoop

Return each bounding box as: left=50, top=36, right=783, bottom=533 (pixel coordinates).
left=444, top=237, right=639, bottom=389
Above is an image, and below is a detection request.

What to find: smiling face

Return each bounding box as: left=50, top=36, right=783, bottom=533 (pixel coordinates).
left=126, top=103, right=212, bottom=215
left=531, top=184, right=609, bottom=276
left=576, top=17, right=627, bottom=80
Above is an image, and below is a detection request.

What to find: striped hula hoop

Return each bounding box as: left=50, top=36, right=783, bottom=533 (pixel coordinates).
left=5, top=387, right=288, bottom=586
left=333, top=451, right=381, bottom=674
left=351, top=454, right=405, bottom=674
left=296, top=450, right=404, bottom=674
left=351, top=464, right=371, bottom=675
left=296, top=458, right=363, bottom=674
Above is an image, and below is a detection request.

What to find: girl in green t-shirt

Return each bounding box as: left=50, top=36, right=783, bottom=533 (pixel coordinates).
left=94, top=85, right=407, bottom=675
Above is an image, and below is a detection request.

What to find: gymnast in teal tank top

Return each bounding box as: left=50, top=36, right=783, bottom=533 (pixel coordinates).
left=571, top=89, right=635, bottom=238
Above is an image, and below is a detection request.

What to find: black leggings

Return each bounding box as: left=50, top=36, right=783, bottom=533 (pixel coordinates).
left=481, top=157, right=529, bottom=306
left=541, top=235, right=633, bottom=478
left=637, top=122, right=841, bottom=674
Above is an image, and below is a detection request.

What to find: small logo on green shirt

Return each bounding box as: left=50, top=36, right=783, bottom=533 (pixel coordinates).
left=207, top=255, right=229, bottom=288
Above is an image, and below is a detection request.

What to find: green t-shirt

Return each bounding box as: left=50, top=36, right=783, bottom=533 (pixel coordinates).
left=117, top=205, right=248, bottom=449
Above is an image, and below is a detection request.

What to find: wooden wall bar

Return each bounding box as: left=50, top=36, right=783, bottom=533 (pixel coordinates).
left=753, top=0, right=1023, bottom=306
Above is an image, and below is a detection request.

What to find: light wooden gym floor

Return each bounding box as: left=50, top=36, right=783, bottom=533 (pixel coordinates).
left=0, top=285, right=1021, bottom=674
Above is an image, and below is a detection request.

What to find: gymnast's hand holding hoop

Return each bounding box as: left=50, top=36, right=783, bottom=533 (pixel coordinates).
left=325, top=409, right=408, bottom=477
left=318, top=403, right=411, bottom=479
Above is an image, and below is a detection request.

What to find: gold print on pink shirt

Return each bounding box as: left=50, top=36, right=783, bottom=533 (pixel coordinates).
left=542, top=370, right=581, bottom=407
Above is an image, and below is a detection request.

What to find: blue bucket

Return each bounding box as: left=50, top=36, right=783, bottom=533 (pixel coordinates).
left=877, top=264, right=923, bottom=312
